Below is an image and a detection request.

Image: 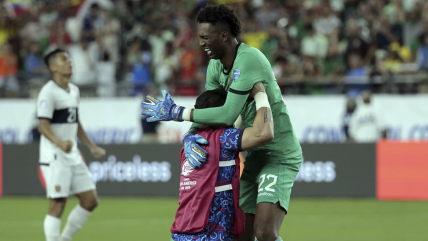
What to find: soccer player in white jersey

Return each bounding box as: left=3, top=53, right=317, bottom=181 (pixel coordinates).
left=37, top=48, right=106, bottom=241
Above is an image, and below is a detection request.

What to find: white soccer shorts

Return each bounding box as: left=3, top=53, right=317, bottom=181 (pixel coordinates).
left=40, top=161, right=96, bottom=199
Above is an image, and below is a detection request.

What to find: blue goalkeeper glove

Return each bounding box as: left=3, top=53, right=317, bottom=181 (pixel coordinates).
left=183, top=132, right=208, bottom=169
left=141, top=90, right=185, bottom=122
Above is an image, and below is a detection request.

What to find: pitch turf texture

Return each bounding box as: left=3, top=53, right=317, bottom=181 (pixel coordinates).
left=1, top=197, right=427, bottom=241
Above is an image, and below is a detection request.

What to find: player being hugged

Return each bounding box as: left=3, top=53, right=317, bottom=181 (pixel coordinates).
left=143, top=83, right=273, bottom=241
left=141, top=4, right=303, bottom=241
left=38, top=48, right=105, bottom=241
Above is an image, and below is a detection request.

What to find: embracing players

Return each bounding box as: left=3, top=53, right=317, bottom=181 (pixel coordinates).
left=38, top=48, right=105, bottom=241
left=141, top=4, right=302, bottom=241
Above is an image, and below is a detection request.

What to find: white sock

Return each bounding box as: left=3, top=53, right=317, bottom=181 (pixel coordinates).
left=44, top=215, right=61, bottom=241
left=60, top=205, right=92, bottom=241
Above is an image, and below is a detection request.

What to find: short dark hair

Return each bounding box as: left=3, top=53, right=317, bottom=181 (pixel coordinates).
left=195, top=88, right=227, bottom=109
left=196, top=4, right=241, bottom=37
left=44, top=48, right=67, bottom=68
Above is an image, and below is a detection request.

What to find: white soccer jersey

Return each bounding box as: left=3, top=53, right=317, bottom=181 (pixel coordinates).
left=37, top=80, right=83, bottom=166
left=349, top=103, right=386, bottom=143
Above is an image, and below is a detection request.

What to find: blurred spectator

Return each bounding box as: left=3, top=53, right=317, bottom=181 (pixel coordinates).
left=68, top=38, right=99, bottom=88
left=323, top=34, right=344, bottom=77
left=242, top=20, right=268, bottom=50
left=301, top=24, right=328, bottom=59
left=155, top=42, right=179, bottom=92
left=96, top=51, right=116, bottom=97
left=313, top=5, right=341, bottom=36
left=99, top=9, right=120, bottom=64
left=254, top=1, right=279, bottom=31
left=25, top=42, right=48, bottom=98
left=346, top=53, right=370, bottom=97
left=177, top=41, right=200, bottom=95
left=342, top=97, right=357, bottom=142
left=374, top=16, right=403, bottom=50
left=2, top=0, right=428, bottom=98
left=0, top=42, right=19, bottom=98
left=349, top=91, right=388, bottom=143
left=49, top=20, right=73, bottom=49
left=416, top=34, right=428, bottom=70
left=260, top=23, right=279, bottom=65
left=26, top=42, right=48, bottom=80
left=82, top=3, right=102, bottom=41
left=127, top=40, right=152, bottom=96
left=344, top=18, right=373, bottom=69
left=403, top=2, right=423, bottom=47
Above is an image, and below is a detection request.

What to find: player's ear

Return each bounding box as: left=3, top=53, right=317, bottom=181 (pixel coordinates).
left=221, top=31, right=228, bottom=42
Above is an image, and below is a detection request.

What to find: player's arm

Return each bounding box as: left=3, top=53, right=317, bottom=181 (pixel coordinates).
left=38, top=119, right=73, bottom=153
left=190, top=55, right=265, bottom=125
left=141, top=54, right=263, bottom=126
left=77, top=119, right=106, bottom=159
left=240, top=83, right=274, bottom=150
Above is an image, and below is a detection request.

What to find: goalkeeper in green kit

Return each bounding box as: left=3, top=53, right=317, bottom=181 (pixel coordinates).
left=141, top=4, right=302, bottom=241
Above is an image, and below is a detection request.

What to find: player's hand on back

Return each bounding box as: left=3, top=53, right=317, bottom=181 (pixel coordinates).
left=183, top=132, right=209, bottom=169
left=58, top=140, right=73, bottom=153
left=90, top=146, right=106, bottom=159
left=250, top=82, right=266, bottom=98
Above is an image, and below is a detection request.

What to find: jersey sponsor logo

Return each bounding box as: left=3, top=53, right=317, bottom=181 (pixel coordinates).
left=181, top=161, right=194, bottom=177
left=233, top=69, right=241, bottom=81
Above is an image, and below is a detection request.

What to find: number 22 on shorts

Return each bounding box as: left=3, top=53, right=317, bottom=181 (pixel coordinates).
left=258, top=174, right=277, bottom=192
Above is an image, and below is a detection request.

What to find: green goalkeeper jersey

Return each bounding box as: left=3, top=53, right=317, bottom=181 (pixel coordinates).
left=191, top=43, right=301, bottom=161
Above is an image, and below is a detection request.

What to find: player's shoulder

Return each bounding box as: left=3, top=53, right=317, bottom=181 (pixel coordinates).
left=39, top=80, right=56, bottom=95
left=68, top=82, right=80, bottom=92
left=236, top=43, right=270, bottom=65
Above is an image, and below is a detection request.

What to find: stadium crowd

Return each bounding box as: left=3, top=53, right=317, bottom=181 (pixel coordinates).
left=1, top=0, right=428, bottom=98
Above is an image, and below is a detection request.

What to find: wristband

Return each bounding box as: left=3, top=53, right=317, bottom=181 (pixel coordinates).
left=254, top=92, right=270, bottom=110
left=182, top=108, right=191, bottom=121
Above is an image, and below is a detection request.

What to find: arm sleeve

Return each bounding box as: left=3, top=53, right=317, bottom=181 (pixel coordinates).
left=219, top=128, right=244, bottom=152
left=193, top=53, right=267, bottom=125
left=205, top=60, right=221, bottom=91
left=37, top=88, right=55, bottom=119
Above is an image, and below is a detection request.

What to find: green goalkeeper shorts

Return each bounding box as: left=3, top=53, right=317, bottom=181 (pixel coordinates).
left=239, top=154, right=302, bottom=214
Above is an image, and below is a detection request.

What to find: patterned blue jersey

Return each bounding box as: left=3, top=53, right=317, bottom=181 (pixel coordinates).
left=172, top=128, right=243, bottom=241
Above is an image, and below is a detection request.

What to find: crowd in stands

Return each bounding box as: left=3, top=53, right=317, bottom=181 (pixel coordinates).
left=1, top=0, right=428, bottom=98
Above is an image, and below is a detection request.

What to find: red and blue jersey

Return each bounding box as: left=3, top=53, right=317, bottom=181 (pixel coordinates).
left=172, top=128, right=244, bottom=241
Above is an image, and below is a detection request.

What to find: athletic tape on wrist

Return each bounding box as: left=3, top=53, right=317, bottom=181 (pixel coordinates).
left=182, top=108, right=191, bottom=121
left=254, top=92, right=270, bottom=110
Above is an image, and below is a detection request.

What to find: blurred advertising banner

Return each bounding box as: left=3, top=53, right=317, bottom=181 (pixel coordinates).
left=376, top=141, right=428, bottom=200
left=1, top=143, right=377, bottom=197
left=0, top=142, right=426, bottom=198
left=1, top=96, right=428, bottom=144
left=0, top=144, right=182, bottom=196
left=292, top=144, right=376, bottom=197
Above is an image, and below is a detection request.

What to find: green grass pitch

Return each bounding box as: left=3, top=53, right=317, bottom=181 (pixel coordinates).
left=1, top=197, right=427, bottom=241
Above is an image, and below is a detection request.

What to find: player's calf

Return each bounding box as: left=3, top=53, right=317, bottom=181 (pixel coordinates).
left=253, top=202, right=285, bottom=241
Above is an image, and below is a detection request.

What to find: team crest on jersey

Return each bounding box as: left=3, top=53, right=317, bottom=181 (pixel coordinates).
left=233, top=69, right=241, bottom=81
left=181, top=161, right=194, bottom=177
left=55, top=185, right=61, bottom=192
left=39, top=100, right=48, bottom=109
